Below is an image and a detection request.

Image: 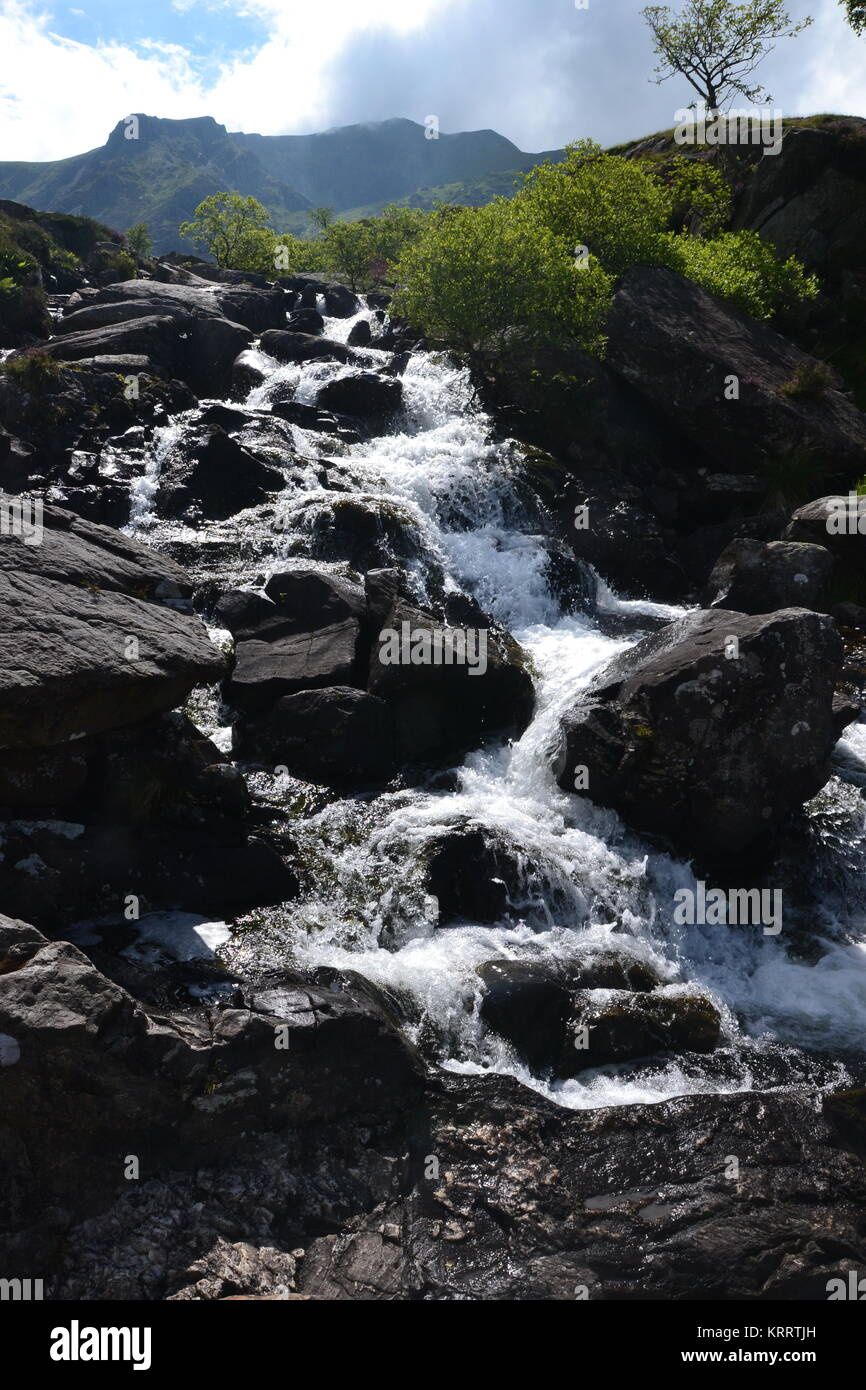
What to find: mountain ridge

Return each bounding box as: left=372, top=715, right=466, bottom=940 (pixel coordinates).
left=0, top=114, right=563, bottom=252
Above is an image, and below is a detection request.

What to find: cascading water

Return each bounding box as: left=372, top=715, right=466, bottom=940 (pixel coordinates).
left=129, top=298, right=866, bottom=1111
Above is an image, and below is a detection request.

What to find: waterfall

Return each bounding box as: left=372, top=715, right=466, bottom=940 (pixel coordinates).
left=129, top=298, right=866, bottom=1110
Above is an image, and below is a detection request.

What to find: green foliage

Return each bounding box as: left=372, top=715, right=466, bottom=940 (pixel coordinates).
left=0, top=347, right=59, bottom=389
left=179, top=193, right=273, bottom=269
left=666, top=156, right=733, bottom=235
left=779, top=358, right=835, bottom=398
left=393, top=197, right=612, bottom=352
left=642, top=0, right=813, bottom=111
left=391, top=137, right=816, bottom=360
left=666, top=228, right=819, bottom=318
left=841, top=0, right=865, bottom=31
left=0, top=230, right=38, bottom=286
left=308, top=206, right=336, bottom=235
left=125, top=222, right=153, bottom=258
left=520, top=141, right=673, bottom=274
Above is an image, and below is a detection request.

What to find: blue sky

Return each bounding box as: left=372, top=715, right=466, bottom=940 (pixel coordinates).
left=0, top=0, right=862, bottom=162
left=53, top=0, right=269, bottom=74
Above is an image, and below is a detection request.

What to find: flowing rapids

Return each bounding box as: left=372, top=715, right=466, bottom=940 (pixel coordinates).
left=127, top=300, right=866, bottom=1111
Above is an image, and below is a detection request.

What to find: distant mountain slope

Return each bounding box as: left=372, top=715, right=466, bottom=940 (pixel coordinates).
left=0, top=116, right=311, bottom=253
left=0, top=115, right=562, bottom=253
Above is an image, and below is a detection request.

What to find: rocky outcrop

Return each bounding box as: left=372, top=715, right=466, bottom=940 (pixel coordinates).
left=0, top=499, right=294, bottom=921
left=0, top=915, right=422, bottom=1272
left=154, top=425, right=286, bottom=522
left=0, top=499, right=222, bottom=748
left=229, top=572, right=535, bottom=782
left=702, top=538, right=833, bottom=613
left=605, top=266, right=866, bottom=488
left=555, top=607, right=848, bottom=859
left=367, top=597, right=535, bottom=768
left=259, top=330, right=355, bottom=365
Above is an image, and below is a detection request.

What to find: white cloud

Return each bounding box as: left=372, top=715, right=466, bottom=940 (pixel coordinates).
left=0, top=0, right=863, bottom=164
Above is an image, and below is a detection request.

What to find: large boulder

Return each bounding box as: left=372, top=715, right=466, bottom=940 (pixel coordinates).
left=425, top=827, right=527, bottom=926
left=66, top=279, right=286, bottom=334
left=259, top=330, right=354, bottom=365
left=227, top=621, right=363, bottom=714
left=555, top=607, right=847, bottom=859
left=0, top=915, right=421, bottom=1261
left=0, top=499, right=223, bottom=749
left=155, top=426, right=285, bottom=521
left=315, top=373, right=403, bottom=418
left=605, top=266, right=866, bottom=487
left=45, top=314, right=190, bottom=375
left=236, top=686, right=398, bottom=788
left=368, top=598, right=535, bottom=767
left=223, top=571, right=367, bottom=713
left=702, top=538, right=833, bottom=613
left=785, top=494, right=866, bottom=563
left=477, top=958, right=717, bottom=1077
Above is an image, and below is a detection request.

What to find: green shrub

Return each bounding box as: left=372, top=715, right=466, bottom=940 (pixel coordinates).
left=393, top=197, right=612, bottom=352
left=0, top=347, right=59, bottom=389
left=519, top=140, right=674, bottom=275
left=667, top=229, right=819, bottom=318
left=666, top=156, right=733, bottom=237
left=779, top=358, right=835, bottom=398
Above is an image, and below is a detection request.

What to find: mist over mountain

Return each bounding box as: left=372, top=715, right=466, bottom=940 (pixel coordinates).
left=0, top=113, right=562, bottom=252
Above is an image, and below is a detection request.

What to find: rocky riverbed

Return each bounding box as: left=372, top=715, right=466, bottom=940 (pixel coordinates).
left=2, top=140, right=866, bottom=1299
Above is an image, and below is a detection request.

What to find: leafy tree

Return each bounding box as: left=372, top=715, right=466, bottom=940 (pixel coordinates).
left=641, top=0, right=812, bottom=112
left=520, top=141, right=673, bottom=274
left=841, top=0, right=865, bottom=28
left=309, top=206, right=336, bottom=236
left=179, top=193, right=272, bottom=268
left=125, top=222, right=153, bottom=258
left=320, top=221, right=375, bottom=291
left=393, top=198, right=612, bottom=353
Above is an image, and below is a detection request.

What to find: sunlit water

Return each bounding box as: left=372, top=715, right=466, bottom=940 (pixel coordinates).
left=125, top=300, right=866, bottom=1109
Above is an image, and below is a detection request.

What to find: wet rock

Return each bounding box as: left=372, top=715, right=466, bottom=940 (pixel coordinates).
left=156, top=426, right=285, bottom=522
left=0, top=500, right=223, bottom=749
left=555, top=607, right=847, bottom=859
left=560, top=990, right=722, bottom=1076
left=426, top=829, right=523, bottom=925
left=227, top=620, right=363, bottom=714
left=286, top=308, right=325, bottom=336
left=0, top=915, right=421, bottom=1270
left=478, top=958, right=672, bottom=1074
left=703, top=538, right=834, bottom=613
left=347, top=319, right=372, bottom=347
left=368, top=598, right=535, bottom=768
left=478, top=961, right=572, bottom=1069
left=236, top=686, right=397, bottom=788
left=315, top=372, right=403, bottom=419
left=259, top=330, right=354, bottom=365
left=307, top=496, right=422, bottom=573
left=262, top=568, right=366, bottom=624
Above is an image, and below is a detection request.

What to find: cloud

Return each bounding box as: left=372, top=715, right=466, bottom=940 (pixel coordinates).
left=0, top=0, right=863, bottom=163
